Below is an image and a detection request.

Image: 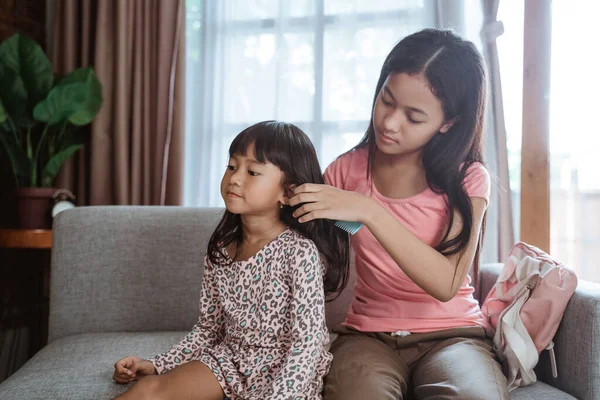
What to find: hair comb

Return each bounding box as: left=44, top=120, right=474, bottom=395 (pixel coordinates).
left=334, top=220, right=363, bottom=235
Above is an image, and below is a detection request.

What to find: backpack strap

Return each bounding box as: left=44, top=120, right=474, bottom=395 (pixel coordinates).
left=497, top=286, right=539, bottom=391
left=546, top=341, right=558, bottom=378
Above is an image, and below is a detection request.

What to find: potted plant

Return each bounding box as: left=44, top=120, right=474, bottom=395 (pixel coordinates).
left=0, top=34, right=102, bottom=229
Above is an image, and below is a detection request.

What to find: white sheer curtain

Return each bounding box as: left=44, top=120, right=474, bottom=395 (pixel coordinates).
left=498, top=1, right=600, bottom=282
left=183, top=0, right=507, bottom=266
left=479, top=0, right=515, bottom=263
left=184, top=0, right=437, bottom=206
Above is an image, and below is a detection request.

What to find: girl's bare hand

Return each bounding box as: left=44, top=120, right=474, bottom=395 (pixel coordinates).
left=113, top=355, right=157, bottom=384
left=287, top=183, right=372, bottom=223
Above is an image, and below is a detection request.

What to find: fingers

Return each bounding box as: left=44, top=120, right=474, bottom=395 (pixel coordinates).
left=293, top=202, right=325, bottom=219
left=114, top=360, right=128, bottom=375
left=115, top=358, right=133, bottom=374
left=130, top=359, right=153, bottom=376
left=296, top=210, right=326, bottom=223
left=113, top=372, right=134, bottom=384
left=113, top=368, right=135, bottom=384
left=114, top=356, right=140, bottom=383
left=293, top=183, right=322, bottom=195
left=288, top=192, right=320, bottom=208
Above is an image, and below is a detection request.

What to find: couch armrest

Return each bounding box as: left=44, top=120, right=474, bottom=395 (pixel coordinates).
left=478, top=263, right=503, bottom=304
left=539, top=280, right=600, bottom=400
left=480, top=263, right=600, bottom=400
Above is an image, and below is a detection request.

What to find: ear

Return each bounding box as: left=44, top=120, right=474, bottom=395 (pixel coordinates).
left=440, top=116, right=459, bottom=133
left=279, top=183, right=296, bottom=206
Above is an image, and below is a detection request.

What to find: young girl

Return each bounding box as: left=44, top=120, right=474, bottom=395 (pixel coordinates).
left=289, top=29, right=510, bottom=399
left=112, top=121, right=349, bottom=400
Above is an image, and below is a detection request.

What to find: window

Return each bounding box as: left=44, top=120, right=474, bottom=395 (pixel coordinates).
left=184, top=0, right=436, bottom=206
left=499, top=1, right=600, bottom=282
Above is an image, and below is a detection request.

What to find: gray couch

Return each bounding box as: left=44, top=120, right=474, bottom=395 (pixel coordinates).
left=0, top=207, right=598, bottom=399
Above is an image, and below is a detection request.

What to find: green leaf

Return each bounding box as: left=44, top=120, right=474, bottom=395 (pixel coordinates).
left=57, top=67, right=103, bottom=126
left=0, top=99, right=6, bottom=124
left=33, top=67, right=103, bottom=127
left=42, top=144, right=83, bottom=185
left=33, top=82, right=87, bottom=125
left=41, top=126, right=89, bottom=185
left=0, top=62, right=28, bottom=126
left=0, top=34, right=53, bottom=107
left=0, top=128, right=31, bottom=184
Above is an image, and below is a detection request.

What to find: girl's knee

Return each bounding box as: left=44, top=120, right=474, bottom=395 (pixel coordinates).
left=324, top=367, right=405, bottom=400
left=326, top=344, right=407, bottom=400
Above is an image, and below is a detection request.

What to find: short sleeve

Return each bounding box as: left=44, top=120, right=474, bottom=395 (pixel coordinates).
left=463, top=163, right=491, bottom=204
left=324, top=157, right=346, bottom=189
left=324, top=149, right=368, bottom=191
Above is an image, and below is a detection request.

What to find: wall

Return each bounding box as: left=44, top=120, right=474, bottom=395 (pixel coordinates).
left=0, top=0, right=46, bottom=45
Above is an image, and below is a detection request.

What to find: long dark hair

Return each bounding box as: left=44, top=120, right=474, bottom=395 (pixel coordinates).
left=207, top=121, right=350, bottom=298
left=355, top=29, right=488, bottom=283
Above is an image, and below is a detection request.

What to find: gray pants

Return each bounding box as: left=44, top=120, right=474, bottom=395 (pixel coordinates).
left=323, top=325, right=509, bottom=400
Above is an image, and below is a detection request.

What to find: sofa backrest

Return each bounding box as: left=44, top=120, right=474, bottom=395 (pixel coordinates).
left=49, top=206, right=358, bottom=342
left=49, top=206, right=484, bottom=342
left=49, top=207, right=221, bottom=341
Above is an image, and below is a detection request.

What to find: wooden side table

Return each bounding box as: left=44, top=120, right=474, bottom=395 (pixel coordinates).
left=0, top=230, right=52, bottom=250
left=0, top=229, right=52, bottom=381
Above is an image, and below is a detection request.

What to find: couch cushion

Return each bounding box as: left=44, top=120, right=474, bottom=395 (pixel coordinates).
left=510, top=381, right=577, bottom=400
left=0, top=332, right=577, bottom=399
left=0, top=332, right=183, bottom=399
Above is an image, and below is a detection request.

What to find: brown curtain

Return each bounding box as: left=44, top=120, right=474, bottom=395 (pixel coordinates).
left=51, top=0, right=184, bottom=205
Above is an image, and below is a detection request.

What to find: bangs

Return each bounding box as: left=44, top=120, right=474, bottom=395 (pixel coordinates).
left=228, top=121, right=288, bottom=166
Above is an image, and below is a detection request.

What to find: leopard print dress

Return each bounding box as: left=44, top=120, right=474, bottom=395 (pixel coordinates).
left=150, top=228, right=332, bottom=400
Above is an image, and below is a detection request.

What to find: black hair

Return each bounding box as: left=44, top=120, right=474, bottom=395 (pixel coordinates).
left=354, top=29, right=488, bottom=284
left=207, top=121, right=350, bottom=298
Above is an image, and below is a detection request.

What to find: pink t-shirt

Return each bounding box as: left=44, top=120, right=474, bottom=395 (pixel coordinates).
left=324, top=148, right=491, bottom=333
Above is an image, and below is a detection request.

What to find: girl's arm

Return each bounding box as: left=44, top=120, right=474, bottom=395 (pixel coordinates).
left=264, top=242, right=329, bottom=399
left=150, top=256, right=224, bottom=374
left=289, top=184, right=486, bottom=302
left=364, top=195, right=487, bottom=302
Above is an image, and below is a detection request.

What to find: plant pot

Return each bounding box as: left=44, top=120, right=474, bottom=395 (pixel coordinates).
left=12, top=188, right=56, bottom=229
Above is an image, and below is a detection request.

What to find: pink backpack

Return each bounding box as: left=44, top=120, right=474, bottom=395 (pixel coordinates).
left=481, top=242, right=578, bottom=391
